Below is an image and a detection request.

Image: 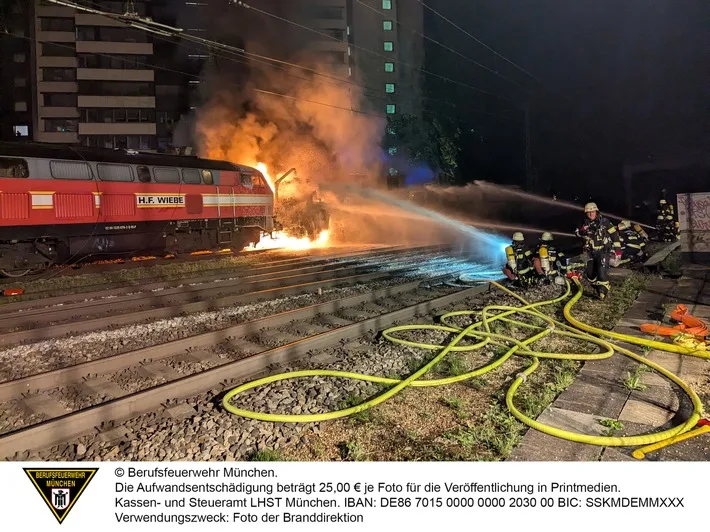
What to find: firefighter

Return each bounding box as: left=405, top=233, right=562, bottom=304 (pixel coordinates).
left=656, top=199, right=677, bottom=241
left=533, top=232, right=567, bottom=283
left=502, top=232, right=536, bottom=288
left=575, top=202, right=622, bottom=300
left=616, top=220, right=646, bottom=265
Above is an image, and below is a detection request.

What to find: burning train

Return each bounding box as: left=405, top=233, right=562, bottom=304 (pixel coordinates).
left=0, top=141, right=278, bottom=277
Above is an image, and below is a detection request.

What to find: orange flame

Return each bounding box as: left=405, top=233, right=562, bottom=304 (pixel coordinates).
left=255, top=162, right=275, bottom=191
left=247, top=229, right=330, bottom=252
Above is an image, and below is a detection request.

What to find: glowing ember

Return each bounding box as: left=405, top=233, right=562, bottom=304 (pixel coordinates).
left=247, top=230, right=330, bottom=252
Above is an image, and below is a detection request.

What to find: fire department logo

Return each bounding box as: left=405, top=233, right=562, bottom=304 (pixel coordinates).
left=24, top=468, right=98, bottom=524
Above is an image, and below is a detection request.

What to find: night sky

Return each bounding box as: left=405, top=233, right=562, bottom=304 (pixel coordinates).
left=424, top=0, right=710, bottom=209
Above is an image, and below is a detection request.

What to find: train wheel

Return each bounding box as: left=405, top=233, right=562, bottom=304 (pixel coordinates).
left=0, top=268, right=33, bottom=278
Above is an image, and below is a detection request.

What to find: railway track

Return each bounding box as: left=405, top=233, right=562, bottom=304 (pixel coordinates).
left=0, top=275, right=493, bottom=460
left=0, top=245, right=461, bottom=346
left=0, top=243, right=424, bottom=308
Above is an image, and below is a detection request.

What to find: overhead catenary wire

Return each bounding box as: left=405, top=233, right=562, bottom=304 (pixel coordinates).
left=232, top=0, right=515, bottom=102
left=417, top=0, right=539, bottom=83
left=3, top=30, right=387, bottom=120
left=354, top=0, right=529, bottom=92
left=50, top=0, right=517, bottom=122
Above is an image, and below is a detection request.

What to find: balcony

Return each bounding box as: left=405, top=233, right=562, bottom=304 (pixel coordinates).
left=35, top=131, right=79, bottom=144
left=311, top=18, right=347, bottom=29
left=75, top=14, right=127, bottom=27
left=77, top=68, right=154, bottom=82
left=78, top=95, right=155, bottom=108
left=307, top=40, right=348, bottom=52
left=76, top=41, right=153, bottom=55
left=79, top=123, right=157, bottom=136
left=36, top=31, right=76, bottom=43
left=37, top=56, right=78, bottom=68
left=36, top=6, right=75, bottom=18
left=38, top=81, right=78, bottom=93
left=39, top=107, right=81, bottom=119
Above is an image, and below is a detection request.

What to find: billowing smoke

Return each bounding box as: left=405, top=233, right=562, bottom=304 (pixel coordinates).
left=177, top=1, right=485, bottom=251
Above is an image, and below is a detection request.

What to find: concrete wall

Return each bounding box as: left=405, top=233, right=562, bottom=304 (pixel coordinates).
left=677, top=192, right=710, bottom=263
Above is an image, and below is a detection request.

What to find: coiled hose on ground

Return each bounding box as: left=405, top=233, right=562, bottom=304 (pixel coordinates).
left=222, top=276, right=709, bottom=459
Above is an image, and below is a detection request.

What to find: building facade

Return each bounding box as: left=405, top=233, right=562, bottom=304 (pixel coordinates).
left=302, top=0, right=424, bottom=118
left=29, top=0, right=158, bottom=150
left=0, top=0, right=36, bottom=141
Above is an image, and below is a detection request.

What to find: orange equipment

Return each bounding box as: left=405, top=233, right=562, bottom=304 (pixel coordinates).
left=640, top=304, right=708, bottom=339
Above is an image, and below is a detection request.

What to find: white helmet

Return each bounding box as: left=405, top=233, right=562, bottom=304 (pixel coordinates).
left=512, top=232, right=524, bottom=242
left=618, top=220, right=631, bottom=230
left=540, top=232, right=553, bottom=242
left=584, top=202, right=598, bottom=213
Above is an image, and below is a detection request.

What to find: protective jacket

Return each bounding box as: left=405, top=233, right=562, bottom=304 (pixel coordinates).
left=504, top=243, right=535, bottom=286
left=575, top=215, right=621, bottom=254
left=619, top=228, right=646, bottom=252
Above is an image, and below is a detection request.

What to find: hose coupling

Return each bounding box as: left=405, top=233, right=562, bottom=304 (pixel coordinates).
left=516, top=372, right=528, bottom=382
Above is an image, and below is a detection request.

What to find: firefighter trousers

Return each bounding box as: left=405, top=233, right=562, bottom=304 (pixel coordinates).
left=585, top=251, right=611, bottom=299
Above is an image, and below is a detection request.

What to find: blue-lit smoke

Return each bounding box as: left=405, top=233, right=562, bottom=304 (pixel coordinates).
left=404, top=165, right=436, bottom=186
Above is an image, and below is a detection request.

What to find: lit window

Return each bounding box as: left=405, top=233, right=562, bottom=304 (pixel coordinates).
left=384, top=41, right=393, bottom=52
left=385, top=83, right=395, bottom=93
left=383, top=20, right=393, bottom=31
left=13, top=125, right=29, bottom=137
left=383, top=0, right=392, bottom=9
left=384, top=62, right=394, bottom=72
left=386, top=104, right=396, bottom=115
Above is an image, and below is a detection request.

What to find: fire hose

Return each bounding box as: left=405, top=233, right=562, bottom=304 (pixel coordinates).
left=221, top=276, right=708, bottom=459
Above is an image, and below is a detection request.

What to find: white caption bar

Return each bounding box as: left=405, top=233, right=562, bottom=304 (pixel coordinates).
left=2, top=461, right=706, bottom=531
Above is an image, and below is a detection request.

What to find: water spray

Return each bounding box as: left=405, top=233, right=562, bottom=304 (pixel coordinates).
left=335, top=184, right=510, bottom=266
left=472, top=180, right=655, bottom=230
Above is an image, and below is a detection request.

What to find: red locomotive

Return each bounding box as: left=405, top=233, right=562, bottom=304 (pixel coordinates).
left=0, top=142, right=273, bottom=277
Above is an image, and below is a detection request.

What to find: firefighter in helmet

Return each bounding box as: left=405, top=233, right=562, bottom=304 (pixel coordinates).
left=575, top=202, right=622, bottom=300
left=656, top=199, right=676, bottom=241
left=502, top=232, right=535, bottom=288
left=533, top=232, right=567, bottom=283
left=616, top=220, right=646, bottom=265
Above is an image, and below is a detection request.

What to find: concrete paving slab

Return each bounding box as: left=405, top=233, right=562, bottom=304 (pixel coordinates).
left=618, top=398, right=675, bottom=427
left=509, top=270, right=710, bottom=461
left=508, top=427, right=602, bottom=461
left=600, top=447, right=636, bottom=461
left=535, top=406, right=609, bottom=436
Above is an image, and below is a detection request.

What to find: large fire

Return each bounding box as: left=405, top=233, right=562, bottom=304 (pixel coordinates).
left=245, top=162, right=331, bottom=252
left=255, top=162, right=275, bottom=191
left=246, top=229, right=330, bottom=252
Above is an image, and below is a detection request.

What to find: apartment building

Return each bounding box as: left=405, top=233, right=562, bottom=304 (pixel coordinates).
left=0, top=0, right=35, bottom=141
left=31, top=0, right=158, bottom=150
left=302, top=0, right=424, bottom=117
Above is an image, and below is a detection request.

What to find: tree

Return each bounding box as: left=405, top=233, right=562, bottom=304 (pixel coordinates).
left=383, top=113, right=462, bottom=186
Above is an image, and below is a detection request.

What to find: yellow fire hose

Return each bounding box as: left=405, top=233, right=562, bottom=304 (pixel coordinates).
left=222, top=276, right=708, bottom=459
